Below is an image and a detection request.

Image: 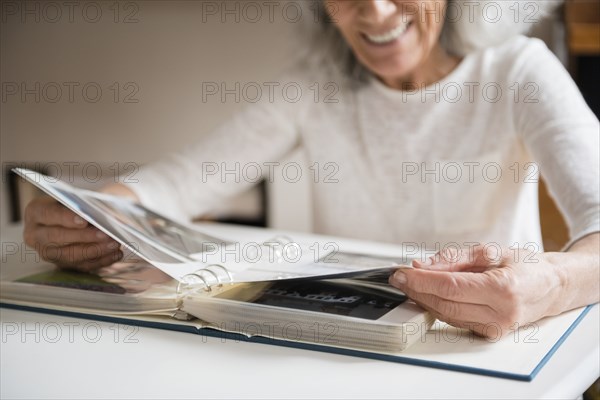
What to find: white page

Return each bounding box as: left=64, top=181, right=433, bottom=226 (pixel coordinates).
left=14, top=169, right=408, bottom=283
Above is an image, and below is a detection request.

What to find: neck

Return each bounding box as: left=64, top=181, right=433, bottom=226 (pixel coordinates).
left=379, top=45, right=461, bottom=91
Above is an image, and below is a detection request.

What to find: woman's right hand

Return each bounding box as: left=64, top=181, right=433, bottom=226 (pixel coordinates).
left=23, top=196, right=123, bottom=271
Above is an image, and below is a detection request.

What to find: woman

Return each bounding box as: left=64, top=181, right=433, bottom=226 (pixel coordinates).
left=23, top=0, right=599, bottom=338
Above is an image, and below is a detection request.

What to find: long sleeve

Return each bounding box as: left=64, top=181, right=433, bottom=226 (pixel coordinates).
left=513, top=38, right=600, bottom=248
left=124, top=91, right=303, bottom=222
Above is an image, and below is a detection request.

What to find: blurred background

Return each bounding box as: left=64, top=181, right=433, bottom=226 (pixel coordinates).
left=1, top=0, right=599, bottom=252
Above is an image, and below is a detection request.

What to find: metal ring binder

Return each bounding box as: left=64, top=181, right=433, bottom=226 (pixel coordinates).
left=263, top=235, right=297, bottom=263
left=176, top=273, right=211, bottom=295
left=200, top=269, right=220, bottom=285
left=177, top=264, right=234, bottom=295
left=188, top=273, right=213, bottom=292
left=205, top=264, right=233, bottom=283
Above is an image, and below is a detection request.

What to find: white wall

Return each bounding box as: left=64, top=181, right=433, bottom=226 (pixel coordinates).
left=1, top=0, right=313, bottom=229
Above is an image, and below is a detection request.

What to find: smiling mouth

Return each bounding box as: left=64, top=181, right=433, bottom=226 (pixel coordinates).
left=363, top=20, right=413, bottom=45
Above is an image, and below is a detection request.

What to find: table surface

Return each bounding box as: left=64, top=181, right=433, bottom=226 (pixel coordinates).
left=1, top=223, right=599, bottom=399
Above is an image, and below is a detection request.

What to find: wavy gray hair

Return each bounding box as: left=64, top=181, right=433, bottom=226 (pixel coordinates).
left=309, top=0, right=561, bottom=85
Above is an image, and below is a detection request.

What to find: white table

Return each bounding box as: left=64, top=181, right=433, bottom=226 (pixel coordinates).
left=1, top=305, right=598, bottom=399
left=1, top=223, right=599, bottom=399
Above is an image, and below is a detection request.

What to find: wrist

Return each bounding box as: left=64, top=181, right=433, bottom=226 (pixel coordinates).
left=540, top=252, right=571, bottom=316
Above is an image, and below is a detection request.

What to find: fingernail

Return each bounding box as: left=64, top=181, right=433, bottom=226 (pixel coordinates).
left=96, top=231, right=108, bottom=240
left=74, top=216, right=86, bottom=225
left=113, top=251, right=123, bottom=261
left=392, top=271, right=407, bottom=285
left=107, top=242, right=120, bottom=250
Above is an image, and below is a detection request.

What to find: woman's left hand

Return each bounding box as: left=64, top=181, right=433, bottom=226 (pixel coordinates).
left=388, top=245, right=566, bottom=338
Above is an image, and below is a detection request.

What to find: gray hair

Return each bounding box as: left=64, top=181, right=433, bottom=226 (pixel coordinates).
left=308, top=0, right=562, bottom=85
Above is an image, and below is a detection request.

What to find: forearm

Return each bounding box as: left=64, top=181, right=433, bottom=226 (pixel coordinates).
left=544, top=233, right=600, bottom=315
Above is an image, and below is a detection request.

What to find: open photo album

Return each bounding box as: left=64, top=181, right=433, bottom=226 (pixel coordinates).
left=2, top=168, right=591, bottom=381
left=2, top=168, right=432, bottom=353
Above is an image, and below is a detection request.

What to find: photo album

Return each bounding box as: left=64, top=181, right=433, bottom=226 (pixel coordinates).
left=1, top=168, right=591, bottom=381
left=2, top=168, right=432, bottom=353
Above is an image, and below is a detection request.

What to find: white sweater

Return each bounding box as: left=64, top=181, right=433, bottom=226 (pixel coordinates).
left=126, top=36, right=600, bottom=251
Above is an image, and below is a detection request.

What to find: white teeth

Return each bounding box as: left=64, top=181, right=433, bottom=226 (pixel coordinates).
left=365, top=22, right=410, bottom=44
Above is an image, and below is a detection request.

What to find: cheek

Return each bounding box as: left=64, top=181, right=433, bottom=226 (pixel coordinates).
left=328, top=9, right=363, bottom=54
left=404, top=9, right=443, bottom=61
left=420, top=2, right=445, bottom=42
left=327, top=2, right=354, bottom=36
left=325, top=1, right=352, bottom=25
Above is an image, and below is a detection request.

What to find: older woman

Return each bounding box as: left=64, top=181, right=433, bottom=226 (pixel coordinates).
left=24, top=0, right=599, bottom=337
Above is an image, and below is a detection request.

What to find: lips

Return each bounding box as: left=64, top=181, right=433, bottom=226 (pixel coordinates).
left=363, top=20, right=413, bottom=45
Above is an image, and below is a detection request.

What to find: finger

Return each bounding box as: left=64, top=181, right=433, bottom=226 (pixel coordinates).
left=25, top=197, right=88, bottom=228
left=400, top=285, right=498, bottom=326
left=389, top=268, right=491, bottom=304
left=59, top=250, right=123, bottom=272
left=34, top=226, right=115, bottom=246
left=40, top=241, right=121, bottom=265
left=412, top=246, right=503, bottom=272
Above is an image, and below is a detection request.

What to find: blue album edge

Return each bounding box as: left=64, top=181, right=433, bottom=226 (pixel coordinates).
left=0, top=302, right=592, bottom=382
